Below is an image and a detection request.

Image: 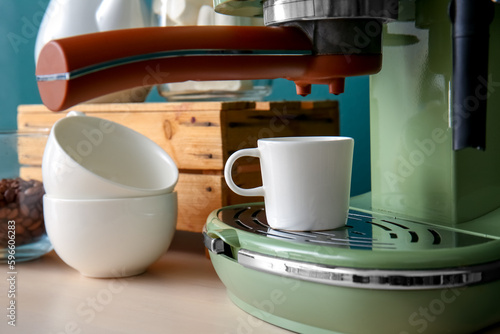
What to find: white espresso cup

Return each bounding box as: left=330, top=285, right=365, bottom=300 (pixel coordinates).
left=224, top=136, right=354, bottom=231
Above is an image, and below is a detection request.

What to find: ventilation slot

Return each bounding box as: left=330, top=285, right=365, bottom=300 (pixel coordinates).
left=428, top=229, right=442, bottom=245
left=409, top=231, right=419, bottom=243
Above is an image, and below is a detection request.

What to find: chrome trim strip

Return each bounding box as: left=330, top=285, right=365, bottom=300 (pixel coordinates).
left=36, top=49, right=312, bottom=82
left=36, top=73, right=70, bottom=82
left=237, top=249, right=493, bottom=290
left=264, top=0, right=399, bottom=25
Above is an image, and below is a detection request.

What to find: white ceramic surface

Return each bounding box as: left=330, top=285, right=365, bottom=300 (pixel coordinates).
left=42, top=113, right=178, bottom=199
left=34, top=0, right=102, bottom=64
left=91, top=0, right=153, bottom=103
left=43, top=192, right=177, bottom=277
left=35, top=0, right=151, bottom=104
left=224, top=136, right=354, bottom=231
left=96, top=0, right=149, bottom=31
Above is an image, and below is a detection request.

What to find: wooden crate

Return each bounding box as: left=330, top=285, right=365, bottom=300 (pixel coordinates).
left=18, top=101, right=339, bottom=232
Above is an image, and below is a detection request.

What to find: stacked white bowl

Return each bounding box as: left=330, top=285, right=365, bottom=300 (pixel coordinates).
left=42, top=112, right=179, bottom=277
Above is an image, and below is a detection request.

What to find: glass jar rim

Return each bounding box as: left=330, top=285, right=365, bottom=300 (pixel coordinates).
left=0, top=128, right=50, bottom=136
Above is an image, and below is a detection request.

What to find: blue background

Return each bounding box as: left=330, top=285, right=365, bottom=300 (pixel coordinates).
left=0, top=1, right=371, bottom=196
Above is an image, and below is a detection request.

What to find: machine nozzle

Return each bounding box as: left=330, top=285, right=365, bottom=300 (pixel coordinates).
left=295, top=83, right=312, bottom=97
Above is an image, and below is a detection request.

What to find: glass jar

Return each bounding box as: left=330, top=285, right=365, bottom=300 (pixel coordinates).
left=153, top=0, right=272, bottom=101
left=0, top=130, right=52, bottom=263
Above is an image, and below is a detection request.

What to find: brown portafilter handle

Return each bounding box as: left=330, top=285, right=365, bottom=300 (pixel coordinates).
left=449, top=0, right=495, bottom=150
left=35, top=26, right=313, bottom=111
left=35, top=26, right=383, bottom=111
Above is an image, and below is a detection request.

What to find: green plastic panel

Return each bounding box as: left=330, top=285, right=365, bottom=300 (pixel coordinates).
left=369, top=0, right=500, bottom=225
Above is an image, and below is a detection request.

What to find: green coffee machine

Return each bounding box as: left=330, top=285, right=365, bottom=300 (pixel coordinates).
left=35, top=0, right=500, bottom=333
left=203, top=0, right=500, bottom=333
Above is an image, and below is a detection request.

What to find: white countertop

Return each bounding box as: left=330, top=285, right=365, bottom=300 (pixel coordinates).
left=1, top=231, right=499, bottom=334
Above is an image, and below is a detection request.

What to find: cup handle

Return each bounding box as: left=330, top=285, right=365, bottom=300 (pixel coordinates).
left=224, top=148, right=264, bottom=197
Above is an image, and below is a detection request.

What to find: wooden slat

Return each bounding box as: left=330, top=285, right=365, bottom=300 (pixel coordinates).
left=176, top=173, right=223, bottom=232
left=20, top=166, right=43, bottom=182
left=18, top=132, right=49, bottom=166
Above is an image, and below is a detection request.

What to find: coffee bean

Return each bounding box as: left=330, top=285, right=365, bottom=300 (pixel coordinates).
left=15, top=224, right=25, bottom=235
left=21, top=218, right=33, bottom=227
left=29, top=209, right=38, bottom=220
left=20, top=204, right=30, bottom=217
left=7, top=208, right=19, bottom=220
left=0, top=207, right=8, bottom=219
left=27, top=220, right=42, bottom=231
left=0, top=178, right=46, bottom=248
left=4, top=188, right=15, bottom=203
left=25, top=186, right=38, bottom=196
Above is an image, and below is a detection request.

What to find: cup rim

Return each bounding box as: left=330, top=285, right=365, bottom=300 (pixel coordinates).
left=0, top=129, right=50, bottom=136
left=43, top=191, right=177, bottom=203
left=258, top=136, right=353, bottom=143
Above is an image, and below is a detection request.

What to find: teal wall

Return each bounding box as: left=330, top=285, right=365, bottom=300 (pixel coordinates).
left=266, top=78, right=371, bottom=197
left=0, top=1, right=371, bottom=196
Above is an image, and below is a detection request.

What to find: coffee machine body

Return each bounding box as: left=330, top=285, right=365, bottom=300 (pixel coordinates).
left=365, top=0, right=500, bottom=235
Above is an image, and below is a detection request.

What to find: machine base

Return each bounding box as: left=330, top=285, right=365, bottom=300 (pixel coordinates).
left=205, top=203, right=500, bottom=334
left=209, top=248, right=500, bottom=334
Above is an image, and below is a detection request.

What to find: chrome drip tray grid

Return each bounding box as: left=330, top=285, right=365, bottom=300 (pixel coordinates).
left=217, top=204, right=493, bottom=251
left=206, top=204, right=500, bottom=290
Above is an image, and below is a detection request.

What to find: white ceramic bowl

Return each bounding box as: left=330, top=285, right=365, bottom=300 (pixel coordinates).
left=43, top=192, right=177, bottom=277
left=42, top=113, right=178, bottom=199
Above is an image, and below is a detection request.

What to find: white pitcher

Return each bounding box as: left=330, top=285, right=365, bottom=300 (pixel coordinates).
left=34, top=0, right=102, bottom=64
left=96, top=0, right=150, bottom=31
left=35, top=0, right=151, bottom=103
